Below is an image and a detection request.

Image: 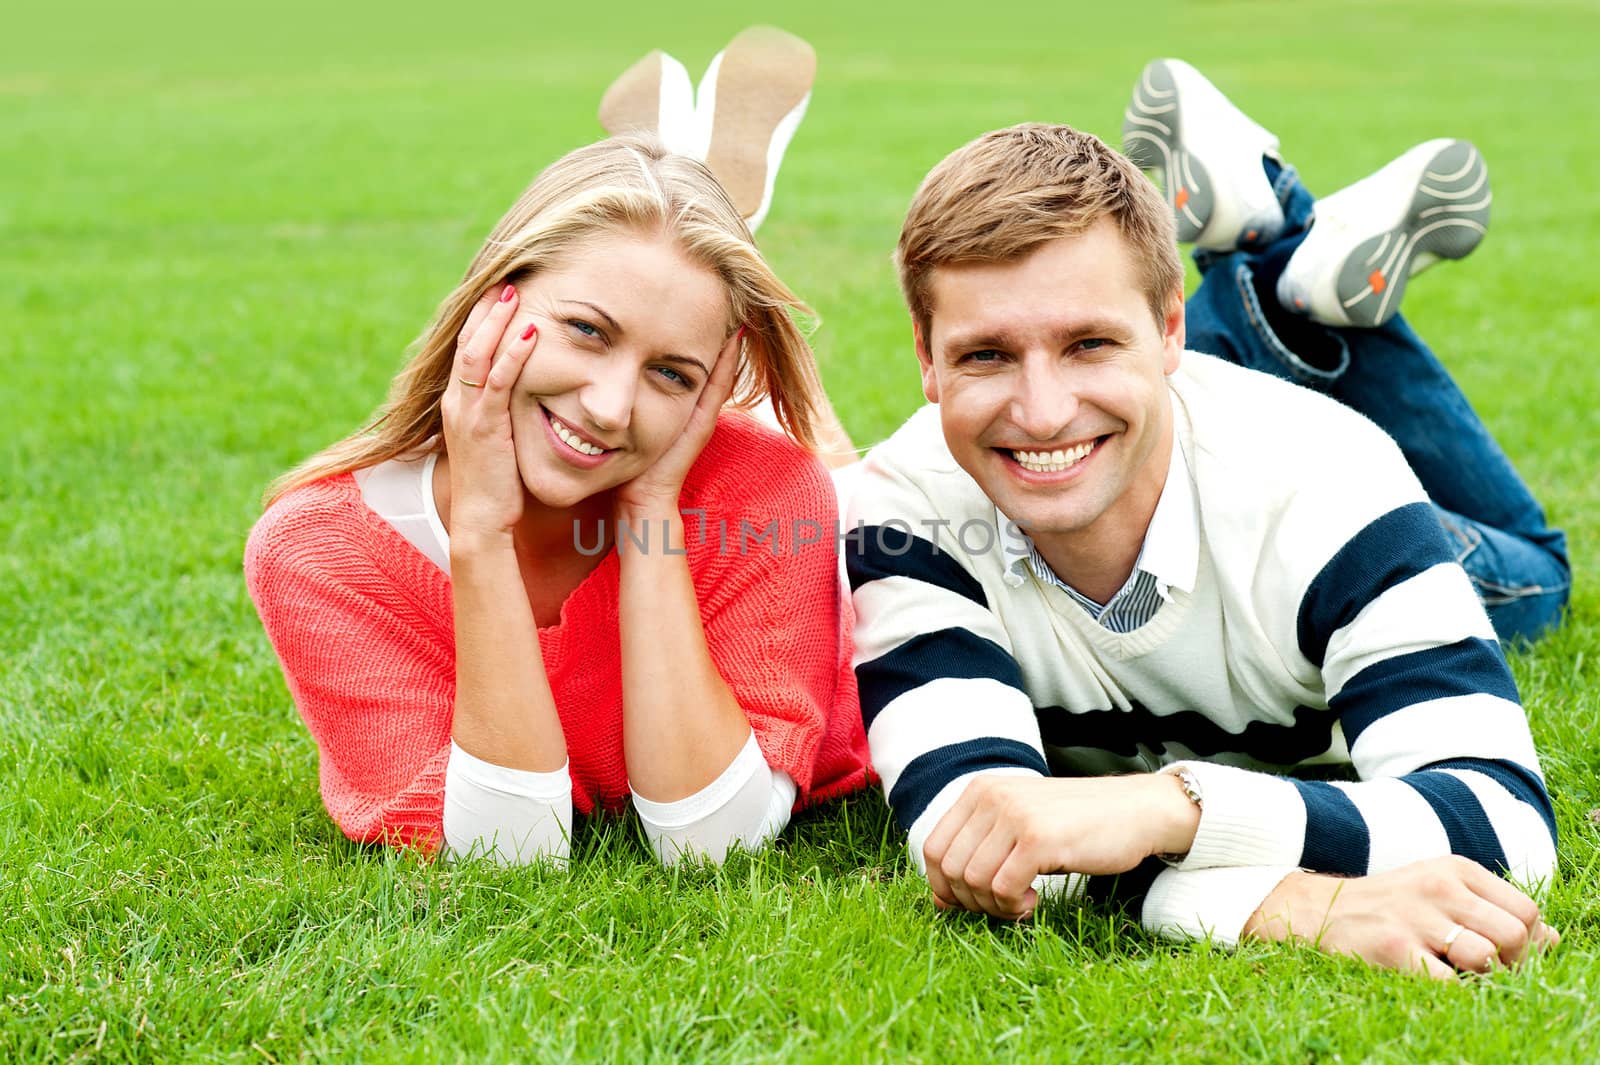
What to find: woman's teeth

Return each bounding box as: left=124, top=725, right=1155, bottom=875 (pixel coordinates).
left=549, top=413, right=606, bottom=456
left=1012, top=441, right=1093, bottom=473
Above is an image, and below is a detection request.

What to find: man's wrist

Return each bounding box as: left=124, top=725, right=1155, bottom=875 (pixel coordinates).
left=1242, top=870, right=1334, bottom=944
left=1152, top=766, right=1203, bottom=859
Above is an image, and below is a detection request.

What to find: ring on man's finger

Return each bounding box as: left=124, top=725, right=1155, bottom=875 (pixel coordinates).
left=1441, top=923, right=1466, bottom=950
left=458, top=377, right=485, bottom=389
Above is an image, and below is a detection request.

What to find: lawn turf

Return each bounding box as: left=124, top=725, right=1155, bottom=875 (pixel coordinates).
left=3, top=1, right=1599, bottom=1061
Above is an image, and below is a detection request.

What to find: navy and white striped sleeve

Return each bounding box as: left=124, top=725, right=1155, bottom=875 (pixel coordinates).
left=1156, top=502, right=1555, bottom=905
left=846, top=471, right=1048, bottom=871
left=1302, top=502, right=1554, bottom=881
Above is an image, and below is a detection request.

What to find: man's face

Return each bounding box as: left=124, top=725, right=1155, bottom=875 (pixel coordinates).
left=918, top=221, right=1184, bottom=558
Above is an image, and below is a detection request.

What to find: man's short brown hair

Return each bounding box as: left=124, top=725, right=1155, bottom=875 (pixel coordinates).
left=896, top=123, right=1183, bottom=342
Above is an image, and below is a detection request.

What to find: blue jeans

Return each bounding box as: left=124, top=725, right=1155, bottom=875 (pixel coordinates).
left=1184, top=161, right=1570, bottom=645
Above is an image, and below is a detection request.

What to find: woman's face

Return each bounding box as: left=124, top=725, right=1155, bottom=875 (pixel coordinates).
left=495, top=231, right=732, bottom=510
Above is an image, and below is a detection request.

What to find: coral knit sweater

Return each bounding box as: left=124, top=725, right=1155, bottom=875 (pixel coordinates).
left=245, top=414, right=871, bottom=851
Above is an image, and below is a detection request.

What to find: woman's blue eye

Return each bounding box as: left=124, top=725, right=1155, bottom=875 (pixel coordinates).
left=568, top=319, right=600, bottom=338
left=655, top=366, right=689, bottom=387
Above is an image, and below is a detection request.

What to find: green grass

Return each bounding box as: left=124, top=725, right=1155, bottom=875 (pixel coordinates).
left=4, top=1, right=1598, bottom=1060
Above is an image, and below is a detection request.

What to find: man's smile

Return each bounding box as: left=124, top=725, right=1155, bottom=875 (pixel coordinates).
left=994, top=435, right=1109, bottom=477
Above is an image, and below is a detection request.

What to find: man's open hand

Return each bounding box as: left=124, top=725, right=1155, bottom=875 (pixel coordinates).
left=1244, top=855, right=1559, bottom=978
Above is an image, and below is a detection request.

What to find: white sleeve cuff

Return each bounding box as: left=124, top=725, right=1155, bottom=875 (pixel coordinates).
left=442, top=741, right=572, bottom=865
left=632, top=732, right=796, bottom=865
left=1166, top=761, right=1307, bottom=870
left=1141, top=865, right=1301, bottom=947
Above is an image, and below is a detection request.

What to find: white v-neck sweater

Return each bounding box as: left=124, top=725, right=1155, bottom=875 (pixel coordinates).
left=848, top=353, right=1555, bottom=943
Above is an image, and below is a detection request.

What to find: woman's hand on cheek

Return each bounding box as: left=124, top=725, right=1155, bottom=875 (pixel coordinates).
left=441, top=284, right=541, bottom=543
left=614, top=326, right=744, bottom=518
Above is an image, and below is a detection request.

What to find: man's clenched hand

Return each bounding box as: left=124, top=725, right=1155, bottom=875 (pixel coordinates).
left=922, top=772, right=1200, bottom=919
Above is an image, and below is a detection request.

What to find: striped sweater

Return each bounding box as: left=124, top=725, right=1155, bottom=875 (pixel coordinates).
left=847, top=353, right=1556, bottom=944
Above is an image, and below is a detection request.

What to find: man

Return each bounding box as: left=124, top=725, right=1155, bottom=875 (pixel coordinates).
left=847, top=60, right=1565, bottom=978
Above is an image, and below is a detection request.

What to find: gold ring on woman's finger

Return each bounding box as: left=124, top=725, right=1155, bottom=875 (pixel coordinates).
left=1441, top=923, right=1466, bottom=950
left=458, top=377, right=485, bottom=389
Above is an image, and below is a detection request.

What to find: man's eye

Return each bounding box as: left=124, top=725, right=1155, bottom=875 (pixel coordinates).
left=962, top=350, right=1003, bottom=363
left=1079, top=338, right=1107, bottom=351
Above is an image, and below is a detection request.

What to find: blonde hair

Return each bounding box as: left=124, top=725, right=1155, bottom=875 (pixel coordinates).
left=268, top=135, right=825, bottom=503
left=896, top=123, right=1183, bottom=340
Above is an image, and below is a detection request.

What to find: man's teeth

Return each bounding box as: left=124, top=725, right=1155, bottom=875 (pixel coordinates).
left=1012, top=442, right=1093, bottom=472
left=550, top=414, right=606, bottom=456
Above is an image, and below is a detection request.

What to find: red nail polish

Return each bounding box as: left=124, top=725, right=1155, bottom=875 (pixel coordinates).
left=499, top=284, right=516, bottom=303
left=521, top=323, right=537, bottom=341
left=735, top=325, right=747, bottom=343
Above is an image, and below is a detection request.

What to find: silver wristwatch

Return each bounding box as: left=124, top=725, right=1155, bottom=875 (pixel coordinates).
left=1168, top=764, right=1203, bottom=807
left=1157, top=764, right=1203, bottom=864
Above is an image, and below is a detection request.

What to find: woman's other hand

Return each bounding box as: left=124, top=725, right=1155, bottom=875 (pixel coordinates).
left=441, top=284, right=541, bottom=541
left=614, top=326, right=743, bottom=517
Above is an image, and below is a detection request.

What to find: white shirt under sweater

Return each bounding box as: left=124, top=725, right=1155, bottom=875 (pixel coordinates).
left=1001, top=432, right=1198, bottom=632
left=354, top=450, right=796, bottom=867
left=847, top=352, right=1556, bottom=944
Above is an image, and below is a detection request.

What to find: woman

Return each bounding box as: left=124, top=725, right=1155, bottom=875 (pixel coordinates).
left=245, top=136, right=870, bottom=867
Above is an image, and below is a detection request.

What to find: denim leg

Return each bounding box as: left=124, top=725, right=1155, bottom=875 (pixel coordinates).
left=1186, top=163, right=1344, bottom=386
left=1435, top=507, right=1570, bottom=646
left=1183, top=162, right=1570, bottom=643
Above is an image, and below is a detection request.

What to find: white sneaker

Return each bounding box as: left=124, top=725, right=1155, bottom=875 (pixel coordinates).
left=1278, top=139, right=1490, bottom=328
left=1122, top=58, right=1284, bottom=251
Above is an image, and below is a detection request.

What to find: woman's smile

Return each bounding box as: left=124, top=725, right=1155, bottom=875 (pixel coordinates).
left=541, top=406, right=617, bottom=468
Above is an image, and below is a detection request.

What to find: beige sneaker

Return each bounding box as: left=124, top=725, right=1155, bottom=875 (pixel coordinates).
left=698, top=27, right=816, bottom=231
left=598, top=49, right=697, bottom=157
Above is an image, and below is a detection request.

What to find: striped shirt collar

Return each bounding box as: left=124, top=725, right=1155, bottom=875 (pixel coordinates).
left=998, top=428, right=1197, bottom=609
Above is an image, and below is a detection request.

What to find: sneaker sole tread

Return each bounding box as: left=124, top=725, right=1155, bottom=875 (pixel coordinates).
left=1333, top=140, right=1490, bottom=327
left=1122, top=59, right=1216, bottom=244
